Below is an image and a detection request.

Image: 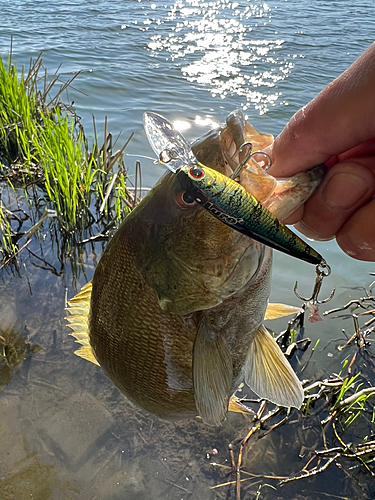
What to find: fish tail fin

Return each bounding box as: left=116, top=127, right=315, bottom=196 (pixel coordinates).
left=244, top=325, right=304, bottom=409
left=265, top=302, right=303, bottom=320
left=65, top=281, right=100, bottom=366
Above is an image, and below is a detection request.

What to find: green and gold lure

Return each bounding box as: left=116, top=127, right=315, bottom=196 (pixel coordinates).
left=177, top=163, right=322, bottom=265
left=143, top=112, right=324, bottom=267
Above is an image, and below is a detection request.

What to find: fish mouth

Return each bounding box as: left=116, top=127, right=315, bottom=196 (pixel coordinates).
left=219, top=109, right=275, bottom=177
left=221, top=109, right=247, bottom=170
left=190, top=109, right=248, bottom=177
left=219, top=110, right=247, bottom=175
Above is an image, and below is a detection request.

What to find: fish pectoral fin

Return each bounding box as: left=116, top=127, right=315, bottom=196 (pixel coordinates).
left=265, top=303, right=303, bottom=320
left=193, top=319, right=233, bottom=426
left=65, top=281, right=100, bottom=367
left=244, top=325, right=304, bottom=409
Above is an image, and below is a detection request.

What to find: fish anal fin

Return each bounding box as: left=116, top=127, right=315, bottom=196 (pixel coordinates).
left=66, top=281, right=99, bottom=366
left=244, top=325, right=304, bottom=409
left=228, top=395, right=255, bottom=415
left=193, top=319, right=233, bottom=426
left=74, top=346, right=100, bottom=366
left=265, top=303, right=303, bottom=320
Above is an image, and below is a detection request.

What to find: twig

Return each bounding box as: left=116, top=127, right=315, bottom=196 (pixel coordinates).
left=280, top=453, right=341, bottom=484
left=228, top=443, right=236, bottom=471
left=211, top=477, right=253, bottom=489
left=324, top=298, right=375, bottom=316
left=0, top=239, right=31, bottom=269
left=153, top=476, right=193, bottom=494
left=261, top=408, right=291, bottom=437
left=335, top=387, right=375, bottom=409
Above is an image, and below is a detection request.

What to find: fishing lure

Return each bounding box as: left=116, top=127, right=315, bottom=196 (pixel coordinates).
left=143, top=112, right=325, bottom=267
left=176, top=162, right=323, bottom=265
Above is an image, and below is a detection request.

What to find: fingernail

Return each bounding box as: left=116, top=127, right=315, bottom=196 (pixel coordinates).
left=322, top=172, right=370, bottom=210
left=294, top=221, right=334, bottom=241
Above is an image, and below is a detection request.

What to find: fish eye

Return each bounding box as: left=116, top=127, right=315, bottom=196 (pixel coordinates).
left=175, top=190, right=197, bottom=209
left=189, top=166, right=204, bottom=179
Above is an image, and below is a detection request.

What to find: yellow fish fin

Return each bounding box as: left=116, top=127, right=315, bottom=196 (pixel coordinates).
left=73, top=346, right=99, bottom=366
left=65, top=281, right=100, bottom=366
left=244, top=325, right=304, bottom=409
left=265, top=303, right=303, bottom=320
left=193, top=318, right=233, bottom=426
left=228, top=395, right=255, bottom=415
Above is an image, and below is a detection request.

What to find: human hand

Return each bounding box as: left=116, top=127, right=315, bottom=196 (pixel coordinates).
left=267, top=42, right=375, bottom=261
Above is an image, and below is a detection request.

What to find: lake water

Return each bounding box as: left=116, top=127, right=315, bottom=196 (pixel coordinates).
left=0, top=1, right=375, bottom=499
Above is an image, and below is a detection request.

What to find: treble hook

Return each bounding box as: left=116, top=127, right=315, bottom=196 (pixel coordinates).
left=294, top=260, right=335, bottom=305
left=229, top=142, right=272, bottom=180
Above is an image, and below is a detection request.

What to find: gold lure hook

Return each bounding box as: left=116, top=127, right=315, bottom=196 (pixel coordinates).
left=294, top=260, right=335, bottom=305
left=229, top=142, right=272, bottom=180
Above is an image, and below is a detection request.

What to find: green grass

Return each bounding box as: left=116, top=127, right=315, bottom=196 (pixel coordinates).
left=0, top=50, right=134, bottom=264
left=0, top=53, right=36, bottom=166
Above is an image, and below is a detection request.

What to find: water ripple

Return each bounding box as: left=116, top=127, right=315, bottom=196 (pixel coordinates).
left=146, top=0, right=296, bottom=114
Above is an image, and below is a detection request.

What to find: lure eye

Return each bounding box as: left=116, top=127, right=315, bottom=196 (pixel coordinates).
left=175, top=190, right=197, bottom=209
left=189, top=166, right=204, bottom=179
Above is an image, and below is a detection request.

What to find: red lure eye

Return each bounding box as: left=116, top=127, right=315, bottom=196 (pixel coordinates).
left=189, top=166, right=204, bottom=179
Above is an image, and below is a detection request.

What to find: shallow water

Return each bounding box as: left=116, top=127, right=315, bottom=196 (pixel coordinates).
left=1, top=0, right=375, bottom=498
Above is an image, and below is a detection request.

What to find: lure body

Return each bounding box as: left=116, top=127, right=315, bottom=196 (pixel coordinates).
left=177, top=163, right=323, bottom=266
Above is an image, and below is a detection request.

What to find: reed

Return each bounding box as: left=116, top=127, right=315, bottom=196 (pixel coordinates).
left=0, top=49, right=134, bottom=264
left=0, top=201, right=17, bottom=257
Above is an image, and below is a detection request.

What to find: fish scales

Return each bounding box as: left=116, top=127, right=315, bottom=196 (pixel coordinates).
left=89, top=199, right=197, bottom=419
left=67, top=109, right=326, bottom=425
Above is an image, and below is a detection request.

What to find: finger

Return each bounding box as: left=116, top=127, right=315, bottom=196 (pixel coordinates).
left=267, top=42, right=375, bottom=177
left=283, top=205, right=303, bottom=225
left=337, top=199, right=375, bottom=261
left=292, top=161, right=375, bottom=241
left=337, top=138, right=375, bottom=163
left=327, top=138, right=375, bottom=168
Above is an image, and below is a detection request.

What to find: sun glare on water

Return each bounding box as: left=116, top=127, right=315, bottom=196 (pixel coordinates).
left=145, top=0, right=296, bottom=114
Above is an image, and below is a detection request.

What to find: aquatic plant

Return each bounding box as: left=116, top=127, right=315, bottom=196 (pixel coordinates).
left=210, top=283, right=375, bottom=498
left=0, top=51, right=36, bottom=168
left=0, top=200, right=17, bottom=257
left=0, top=50, right=135, bottom=266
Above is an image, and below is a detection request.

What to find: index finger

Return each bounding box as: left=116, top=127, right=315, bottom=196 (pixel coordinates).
left=268, top=42, right=375, bottom=177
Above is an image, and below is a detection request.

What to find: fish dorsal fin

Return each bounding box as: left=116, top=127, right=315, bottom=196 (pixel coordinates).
left=65, top=281, right=100, bottom=366
left=193, top=318, right=233, bottom=426
left=265, top=303, right=303, bottom=320
left=244, top=325, right=304, bottom=409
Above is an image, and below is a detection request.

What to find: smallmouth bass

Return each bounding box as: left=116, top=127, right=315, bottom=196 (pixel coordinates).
left=67, top=110, right=326, bottom=426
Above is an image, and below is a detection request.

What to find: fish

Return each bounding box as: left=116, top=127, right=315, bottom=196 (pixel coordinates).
left=67, top=110, right=326, bottom=426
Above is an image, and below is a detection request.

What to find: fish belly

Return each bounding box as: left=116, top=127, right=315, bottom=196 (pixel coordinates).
left=89, top=233, right=198, bottom=420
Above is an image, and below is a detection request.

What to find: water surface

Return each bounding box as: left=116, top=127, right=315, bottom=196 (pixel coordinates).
left=0, top=1, right=375, bottom=498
